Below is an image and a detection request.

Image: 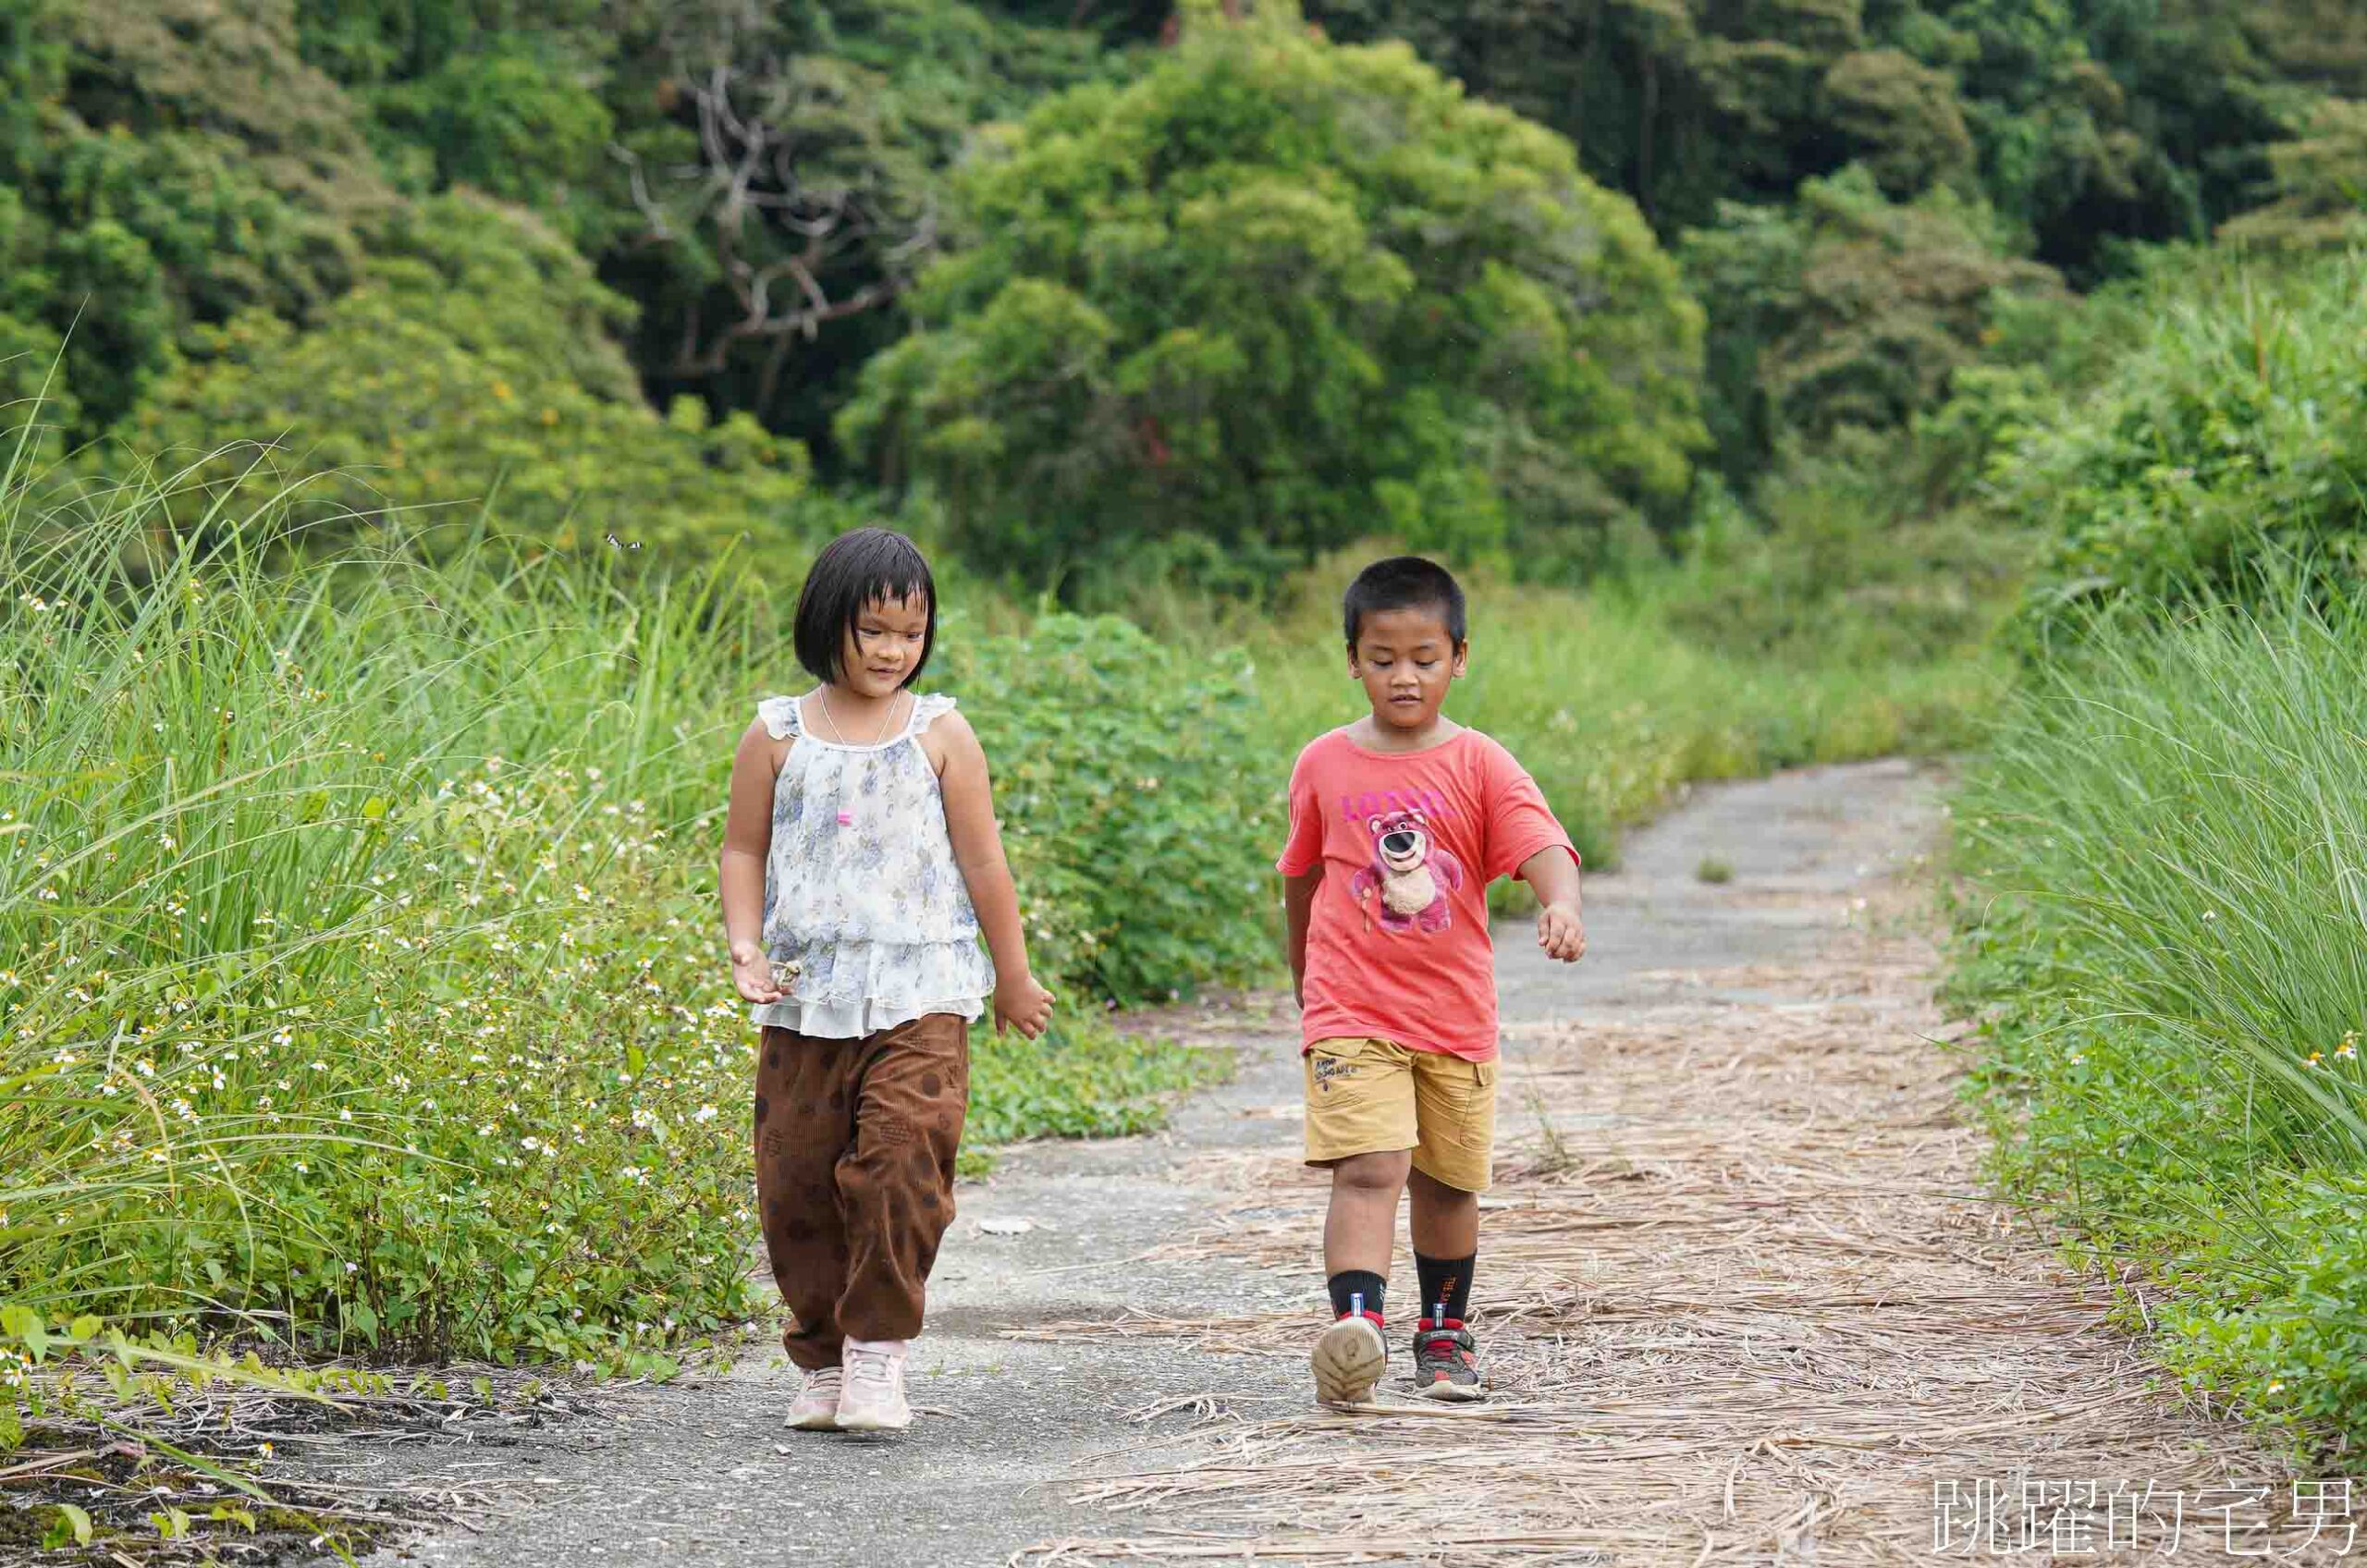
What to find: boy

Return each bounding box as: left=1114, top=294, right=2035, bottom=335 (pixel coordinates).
left=1276, top=556, right=1587, bottom=1405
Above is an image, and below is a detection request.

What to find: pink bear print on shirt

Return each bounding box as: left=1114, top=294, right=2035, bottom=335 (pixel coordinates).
left=1349, top=808, right=1464, bottom=936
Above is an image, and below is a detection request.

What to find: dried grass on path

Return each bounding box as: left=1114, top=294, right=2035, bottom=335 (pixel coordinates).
left=1010, top=890, right=2348, bottom=1565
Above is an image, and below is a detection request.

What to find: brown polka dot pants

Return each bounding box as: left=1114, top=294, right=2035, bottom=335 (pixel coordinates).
left=752, top=1011, right=969, bottom=1369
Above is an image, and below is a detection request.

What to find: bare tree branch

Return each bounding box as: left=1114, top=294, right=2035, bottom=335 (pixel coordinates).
left=614, top=49, right=937, bottom=381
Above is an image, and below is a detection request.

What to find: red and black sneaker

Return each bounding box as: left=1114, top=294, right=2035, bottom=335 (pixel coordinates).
left=1410, top=1317, right=1485, bottom=1402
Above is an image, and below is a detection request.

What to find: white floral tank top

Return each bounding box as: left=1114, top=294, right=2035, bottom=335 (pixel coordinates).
left=749, top=689, right=993, bottom=1036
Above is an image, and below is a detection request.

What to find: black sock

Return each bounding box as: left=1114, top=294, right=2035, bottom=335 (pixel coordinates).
left=1415, top=1251, right=1475, bottom=1327
left=1326, top=1269, right=1386, bottom=1323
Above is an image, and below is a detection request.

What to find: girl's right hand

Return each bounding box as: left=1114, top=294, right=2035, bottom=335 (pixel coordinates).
left=731, top=944, right=785, bottom=1004
left=993, top=972, right=1056, bottom=1040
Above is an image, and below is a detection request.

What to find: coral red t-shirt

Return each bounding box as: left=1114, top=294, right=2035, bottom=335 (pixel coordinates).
left=1275, top=724, right=1578, bottom=1062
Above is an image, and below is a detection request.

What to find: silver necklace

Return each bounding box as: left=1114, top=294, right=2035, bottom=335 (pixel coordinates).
left=818, top=686, right=903, bottom=748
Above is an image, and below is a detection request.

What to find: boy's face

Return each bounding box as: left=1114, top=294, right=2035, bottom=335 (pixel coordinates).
left=837, top=592, right=929, bottom=698
left=1347, top=606, right=1466, bottom=733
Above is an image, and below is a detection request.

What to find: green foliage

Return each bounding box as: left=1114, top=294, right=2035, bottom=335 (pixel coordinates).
left=1681, top=164, right=2064, bottom=478
left=60, top=0, right=394, bottom=220
left=0, top=467, right=1231, bottom=1361
left=1949, top=584, right=2367, bottom=1463
left=841, top=2, right=1708, bottom=592
left=1994, top=244, right=2367, bottom=638
left=1658, top=434, right=2032, bottom=669
left=964, top=1022, right=1227, bottom=1156
left=592, top=0, right=1114, bottom=453
left=944, top=612, right=1274, bottom=1003
left=48, top=130, right=363, bottom=325
left=1820, top=47, right=1976, bottom=196
left=369, top=41, right=616, bottom=229
left=113, top=193, right=814, bottom=561
left=2217, top=95, right=2367, bottom=249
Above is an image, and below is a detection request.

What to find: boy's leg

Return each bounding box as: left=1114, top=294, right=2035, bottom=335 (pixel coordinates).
left=1304, top=1038, right=1418, bottom=1403
left=834, top=1011, right=969, bottom=1345
left=1407, top=1165, right=1478, bottom=1320
left=1405, top=1052, right=1496, bottom=1400
left=753, top=1026, right=859, bottom=1371
left=1323, top=1148, right=1412, bottom=1280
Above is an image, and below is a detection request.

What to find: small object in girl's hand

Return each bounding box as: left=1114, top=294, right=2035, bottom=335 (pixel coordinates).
left=769, top=959, right=801, bottom=990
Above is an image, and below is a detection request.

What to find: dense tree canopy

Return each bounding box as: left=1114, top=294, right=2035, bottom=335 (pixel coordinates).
left=3, top=0, right=2362, bottom=584
left=839, top=1, right=1707, bottom=593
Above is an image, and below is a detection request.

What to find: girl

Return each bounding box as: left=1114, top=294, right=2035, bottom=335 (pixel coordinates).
left=718, top=526, right=1056, bottom=1433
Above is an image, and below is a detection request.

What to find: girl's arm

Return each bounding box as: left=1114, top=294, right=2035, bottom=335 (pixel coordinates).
left=1282, top=868, right=1322, bottom=1010
left=720, top=719, right=786, bottom=1004
left=932, top=711, right=1056, bottom=1038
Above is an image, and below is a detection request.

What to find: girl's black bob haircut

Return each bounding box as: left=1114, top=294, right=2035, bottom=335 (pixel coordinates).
left=1342, top=555, right=1467, bottom=649
left=792, top=526, right=938, bottom=687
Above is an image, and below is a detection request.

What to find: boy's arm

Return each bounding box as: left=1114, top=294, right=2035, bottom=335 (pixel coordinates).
left=1520, top=845, right=1586, bottom=962
left=1282, top=868, right=1323, bottom=1009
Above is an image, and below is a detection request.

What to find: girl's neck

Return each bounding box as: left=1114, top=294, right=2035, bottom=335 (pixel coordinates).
left=808, top=682, right=908, bottom=746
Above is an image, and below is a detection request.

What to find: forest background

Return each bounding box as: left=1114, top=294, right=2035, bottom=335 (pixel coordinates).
left=7, top=0, right=2367, bottom=1548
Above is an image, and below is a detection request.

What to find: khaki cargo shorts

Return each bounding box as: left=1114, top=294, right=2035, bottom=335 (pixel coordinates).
left=1302, top=1035, right=1498, bottom=1193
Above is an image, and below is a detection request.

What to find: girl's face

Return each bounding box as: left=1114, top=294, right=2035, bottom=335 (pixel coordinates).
left=837, top=592, right=930, bottom=698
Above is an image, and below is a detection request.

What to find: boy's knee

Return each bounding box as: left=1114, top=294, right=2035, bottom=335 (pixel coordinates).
left=1407, top=1164, right=1478, bottom=1204
left=1331, top=1148, right=1412, bottom=1194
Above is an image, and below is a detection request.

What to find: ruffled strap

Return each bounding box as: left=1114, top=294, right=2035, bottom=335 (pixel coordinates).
left=755, top=693, right=804, bottom=741
left=907, top=692, right=959, bottom=734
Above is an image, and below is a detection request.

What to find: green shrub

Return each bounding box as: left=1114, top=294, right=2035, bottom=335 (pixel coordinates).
left=945, top=611, right=1274, bottom=1005
left=1995, top=245, right=2367, bottom=641
left=1950, top=583, right=2367, bottom=1461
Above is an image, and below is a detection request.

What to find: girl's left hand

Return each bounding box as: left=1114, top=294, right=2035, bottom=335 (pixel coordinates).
left=1537, top=901, right=1587, bottom=962
left=730, top=944, right=785, bottom=1003
left=993, top=972, right=1057, bottom=1039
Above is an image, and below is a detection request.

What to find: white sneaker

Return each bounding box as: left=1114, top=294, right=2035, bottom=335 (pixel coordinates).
left=835, top=1337, right=912, bottom=1431
left=783, top=1365, right=842, bottom=1431
left=1312, top=1314, right=1388, bottom=1405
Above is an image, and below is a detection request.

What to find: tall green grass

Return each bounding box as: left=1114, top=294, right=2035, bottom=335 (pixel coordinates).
left=1951, top=583, right=2367, bottom=1461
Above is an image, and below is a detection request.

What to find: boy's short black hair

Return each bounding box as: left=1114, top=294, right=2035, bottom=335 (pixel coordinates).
left=792, top=526, right=937, bottom=686
left=1342, top=556, right=1467, bottom=649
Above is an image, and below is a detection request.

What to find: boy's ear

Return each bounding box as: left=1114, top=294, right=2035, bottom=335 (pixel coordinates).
left=1451, top=639, right=1469, bottom=676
